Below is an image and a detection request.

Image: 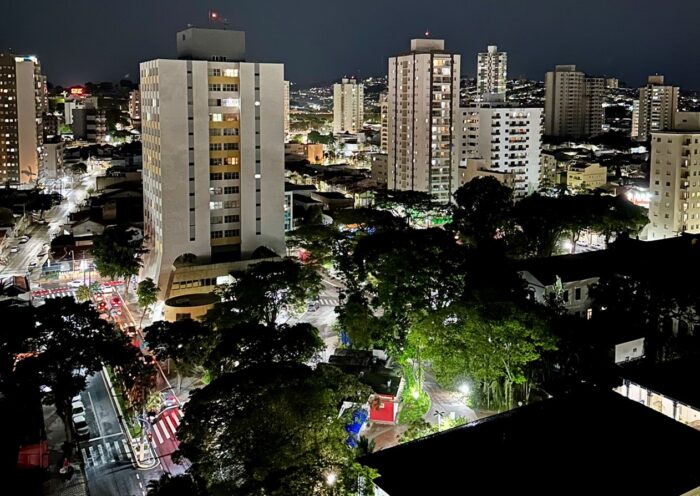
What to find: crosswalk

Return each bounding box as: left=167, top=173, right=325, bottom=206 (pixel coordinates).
left=151, top=408, right=183, bottom=446
left=318, top=298, right=339, bottom=307
left=44, top=290, right=75, bottom=299
left=81, top=437, right=133, bottom=468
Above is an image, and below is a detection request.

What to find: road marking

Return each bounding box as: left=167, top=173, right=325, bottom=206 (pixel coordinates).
left=160, top=421, right=171, bottom=439
left=81, top=448, right=90, bottom=464
left=165, top=415, right=177, bottom=434
left=152, top=423, right=164, bottom=443
left=87, top=432, right=121, bottom=443
left=113, top=441, right=123, bottom=460
left=104, top=441, right=114, bottom=462
left=87, top=391, right=104, bottom=438
left=172, top=412, right=181, bottom=426
left=97, top=444, right=105, bottom=463
left=123, top=439, right=133, bottom=460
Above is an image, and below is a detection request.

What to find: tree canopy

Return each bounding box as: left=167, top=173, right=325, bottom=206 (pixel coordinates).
left=91, top=225, right=146, bottom=287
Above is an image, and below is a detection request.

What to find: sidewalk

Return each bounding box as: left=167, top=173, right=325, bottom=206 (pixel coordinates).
left=42, top=405, right=89, bottom=496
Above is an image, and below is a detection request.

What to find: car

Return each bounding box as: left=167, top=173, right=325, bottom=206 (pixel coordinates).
left=110, top=308, right=122, bottom=317
left=72, top=414, right=90, bottom=437
left=37, top=219, right=47, bottom=225
left=96, top=301, right=108, bottom=312
left=28, top=261, right=37, bottom=269
left=71, top=399, right=85, bottom=417
left=18, top=236, right=29, bottom=244
left=37, top=251, right=47, bottom=258
left=110, top=296, right=121, bottom=307
left=307, top=300, right=320, bottom=312
left=68, top=280, right=83, bottom=289
left=9, top=246, right=19, bottom=253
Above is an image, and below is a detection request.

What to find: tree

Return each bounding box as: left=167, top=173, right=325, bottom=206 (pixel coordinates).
left=450, top=177, right=514, bottom=249
left=594, top=195, right=648, bottom=246
left=206, top=322, right=323, bottom=377
left=91, top=225, right=147, bottom=293
left=144, top=319, right=216, bottom=390
left=146, top=474, right=206, bottom=496
left=208, top=259, right=321, bottom=328
left=18, top=297, right=137, bottom=440
left=75, top=284, right=91, bottom=302
left=70, top=162, right=87, bottom=175
left=374, top=190, right=445, bottom=227
left=512, top=194, right=568, bottom=258
left=177, top=363, right=373, bottom=495
left=408, top=302, right=556, bottom=409
left=136, top=278, right=160, bottom=327
left=352, top=228, right=467, bottom=348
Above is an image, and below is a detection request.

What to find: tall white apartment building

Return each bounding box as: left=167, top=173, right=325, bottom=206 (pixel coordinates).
left=637, top=75, right=679, bottom=141
left=140, top=28, right=285, bottom=291
left=648, top=130, right=700, bottom=239
left=388, top=39, right=460, bottom=203
left=379, top=91, right=388, bottom=153
left=0, top=54, right=45, bottom=185
left=477, top=45, right=507, bottom=100
left=333, top=78, right=364, bottom=134
left=631, top=100, right=640, bottom=138
left=458, top=103, right=542, bottom=198
left=544, top=65, right=605, bottom=138
left=283, top=80, right=290, bottom=139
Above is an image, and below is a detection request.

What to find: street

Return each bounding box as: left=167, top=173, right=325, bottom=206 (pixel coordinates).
left=79, top=372, right=161, bottom=496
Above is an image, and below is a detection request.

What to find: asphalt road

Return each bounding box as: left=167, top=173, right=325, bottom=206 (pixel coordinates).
left=79, top=372, right=162, bottom=496
left=0, top=171, right=94, bottom=279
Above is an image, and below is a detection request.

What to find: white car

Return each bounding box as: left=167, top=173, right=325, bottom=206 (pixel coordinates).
left=71, top=399, right=85, bottom=417
left=68, top=280, right=84, bottom=289
left=9, top=246, right=19, bottom=253
left=72, top=414, right=90, bottom=437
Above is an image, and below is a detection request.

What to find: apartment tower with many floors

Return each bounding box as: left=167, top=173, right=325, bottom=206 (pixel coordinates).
left=544, top=65, right=605, bottom=138
left=476, top=45, right=507, bottom=101
left=0, top=54, right=45, bottom=186
left=387, top=39, right=460, bottom=203
left=333, top=77, right=364, bottom=134
left=140, top=28, right=285, bottom=292
left=637, top=75, right=679, bottom=141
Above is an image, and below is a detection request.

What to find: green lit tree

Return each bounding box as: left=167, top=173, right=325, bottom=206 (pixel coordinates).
left=136, top=277, right=160, bottom=327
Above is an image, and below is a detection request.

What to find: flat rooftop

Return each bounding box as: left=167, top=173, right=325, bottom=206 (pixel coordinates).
left=363, top=387, right=700, bottom=495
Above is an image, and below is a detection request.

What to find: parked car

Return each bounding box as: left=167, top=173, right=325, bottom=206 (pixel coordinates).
left=72, top=414, right=90, bottom=437
left=28, top=261, right=37, bottom=269
left=307, top=300, right=320, bottom=312
left=110, top=296, right=121, bottom=307
left=19, top=236, right=30, bottom=244
left=71, top=399, right=85, bottom=417
left=68, top=280, right=83, bottom=289
left=9, top=246, right=19, bottom=253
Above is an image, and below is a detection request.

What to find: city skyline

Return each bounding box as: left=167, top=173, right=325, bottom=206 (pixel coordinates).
left=3, top=0, right=700, bottom=89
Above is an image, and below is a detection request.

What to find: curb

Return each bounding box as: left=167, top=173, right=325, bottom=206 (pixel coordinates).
left=101, top=365, right=158, bottom=470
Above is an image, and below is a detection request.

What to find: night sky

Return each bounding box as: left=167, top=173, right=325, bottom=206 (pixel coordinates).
left=3, top=0, right=700, bottom=89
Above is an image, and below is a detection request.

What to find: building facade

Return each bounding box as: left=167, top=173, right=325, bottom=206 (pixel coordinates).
left=379, top=91, right=388, bottom=153
left=565, top=162, right=607, bottom=192
left=458, top=104, right=542, bottom=198
left=283, top=80, right=290, bottom=139
left=0, top=54, right=45, bottom=186
left=476, top=45, right=507, bottom=101
left=387, top=39, right=460, bottom=203
left=648, top=131, right=700, bottom=239
left=544, top=65, right=604, bottom=138
left=333, top=78, right=364, bottom=134
left=637, top=75, right=679, bottom=142
left=140, top=28, right=285, bottom=293
left=42, top=140, right=64, bottom=180
left=128, top=89, right=141, bottom=128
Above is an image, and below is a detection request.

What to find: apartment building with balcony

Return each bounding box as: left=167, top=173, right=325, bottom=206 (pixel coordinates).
left=333, top=78, right=364, bottom=134
left=637, top=75, right=678, bottom=142
left=648, top=132, right=700, bottom=239
left=544, top=65, right=605, bottom=138
left=476, top=45, right=507, bottom=101
left=458, top=103, right=542, bottom=198
left=387, top=39, right=460, bottom=203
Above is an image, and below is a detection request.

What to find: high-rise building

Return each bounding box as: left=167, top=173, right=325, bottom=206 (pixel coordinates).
left=648, top=131, right=700, bottom=239
left=636, top=75, right=679, bottom=141
left=458, top=103, right=542, bottom=198
left=387, top=39, right=460, bottom=203
left=544, top=65, right=605, bottom=138
left=333, top=78, right=364, bottom=134
left=379, top=91, right=388, bottom=153
left=128, top=89, right=141, bottom=128
left=477, top=45, right=507, bottom=101
left=631, top=100, right=640, bottom=138
left=140, top=27, right=285, bottom=291
left=283, top=80, right=290, bottom=139
left=0, top=54, right=45, bottom=185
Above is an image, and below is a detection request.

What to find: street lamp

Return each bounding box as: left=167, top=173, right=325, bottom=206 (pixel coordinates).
left=458, top=383, right=470, bottom=396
